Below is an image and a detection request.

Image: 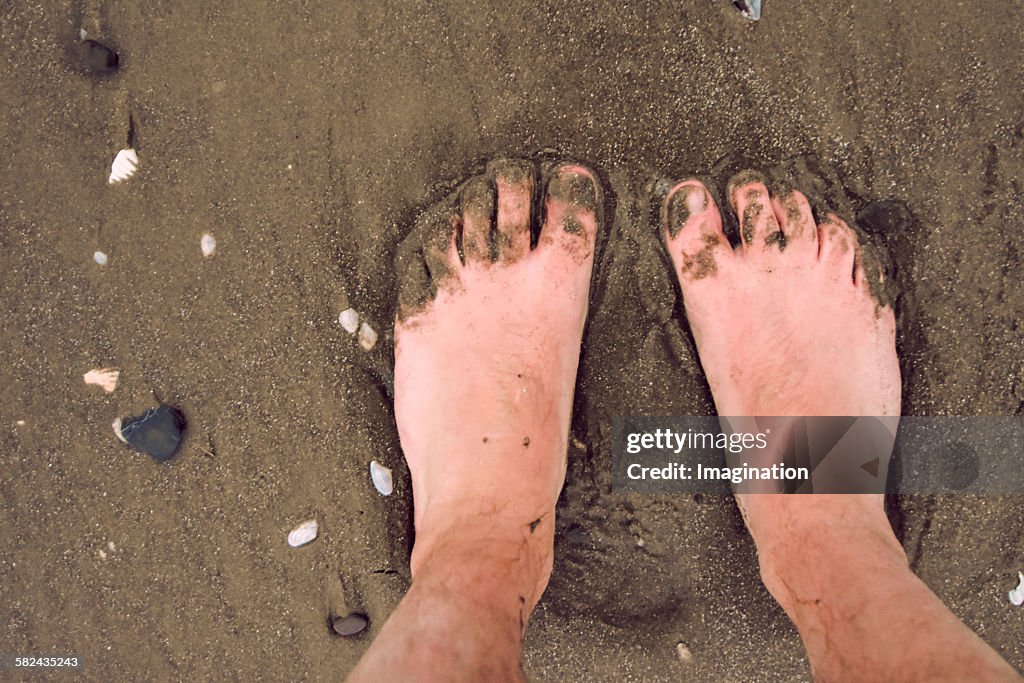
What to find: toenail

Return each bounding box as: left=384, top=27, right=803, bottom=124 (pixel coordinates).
left=726, top=169, right=768, bottom=207
left=666, top=184, right=708, bottom=238
left=491, top=159, right=534, bottom=187
left=461, top=175, right=497, bottom=220
left=547, top=167, right=598, bottom=211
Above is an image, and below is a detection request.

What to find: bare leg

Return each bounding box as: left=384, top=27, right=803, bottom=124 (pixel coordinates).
left=662, top=175, right=1021, bottom=681
left=348, top=160, right=600, bottom=682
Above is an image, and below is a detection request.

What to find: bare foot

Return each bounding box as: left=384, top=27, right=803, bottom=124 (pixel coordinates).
left=661, top=171, right=902, bottom=559
left=661, top=174, right=1022, bottom=682
left=394, top=158, right=600, bottom=611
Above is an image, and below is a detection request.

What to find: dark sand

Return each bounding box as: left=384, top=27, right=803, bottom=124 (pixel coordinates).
left=2, top=1, right=1023, bottom=680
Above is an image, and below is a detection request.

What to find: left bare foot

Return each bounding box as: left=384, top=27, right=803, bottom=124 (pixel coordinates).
left=394, top=158, right=601, bottom=611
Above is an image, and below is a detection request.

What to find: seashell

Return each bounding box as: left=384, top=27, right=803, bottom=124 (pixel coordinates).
left=288, top=519, right=318, bottom=547
left=15, top=420, right=26, bottom=426
left=112, top=417, right=128, bottom=443
left=1010, top=571, right=1024, bottom=606
left=83, top=367, right=119, bottom=393
left=108, top=148, right=139, bottom=184
left=200, top=232, right=216, bottom=257
left=369, top=460, right=393, bottom=496
left=338, top=308, right=359, bottom=335
left=358, top=322, right=378, bottom=351
left=331, top=613, right=369, bottom=637
left=94, top=251, right=108, bottom=266
left=732, top=0, right=762, bottom=20
left=115, top=404, right=186, bottom=462
left=676, top=642, right=694, bottom=663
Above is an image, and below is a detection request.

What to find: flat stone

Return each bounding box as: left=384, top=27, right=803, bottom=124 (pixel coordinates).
left=331, top=613, right=369, bottom=637
left=117, top=404, right=186, bottom=462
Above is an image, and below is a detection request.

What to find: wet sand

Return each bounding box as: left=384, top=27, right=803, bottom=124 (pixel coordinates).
left=2, top=1, right=1023, bottom=680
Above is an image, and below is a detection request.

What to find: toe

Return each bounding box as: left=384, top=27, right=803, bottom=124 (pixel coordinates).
left=662, top=180, right=732, bottom=283
left=538, top=163, right=600, bottom=264
left=771, top=189, right=818, bottom=258
left=459, top=174, right=497, bottom=264
left=816, top=213, right=857, bottom=281
left=727, top=170, right=784, bottom=253
left=489, top=159, right=535, bottom=261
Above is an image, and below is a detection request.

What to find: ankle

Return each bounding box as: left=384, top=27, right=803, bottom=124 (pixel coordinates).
left=744, top=495, right=907, bottom=610
left=411, top=512, right=555, bottom=616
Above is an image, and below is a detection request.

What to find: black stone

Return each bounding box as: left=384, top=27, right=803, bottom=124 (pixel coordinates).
left=119, top=404, right=186, bottom=462
left=331, top=613, right=369, bottom=637
left=79, top=39, right=119, bottom=73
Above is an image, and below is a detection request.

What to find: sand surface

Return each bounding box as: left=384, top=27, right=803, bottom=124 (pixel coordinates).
left=2, top=1, right=1023, bottom=680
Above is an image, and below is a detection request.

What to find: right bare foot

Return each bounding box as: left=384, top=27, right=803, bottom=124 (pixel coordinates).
left=661, top=174, right=1023, bottom=682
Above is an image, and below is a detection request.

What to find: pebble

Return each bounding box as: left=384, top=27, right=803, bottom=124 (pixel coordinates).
left=733, top=0, right=762, bottom=20
left=83, top=368, right=119, bottom=393
left=338, top=308, right=359, bottom=334
left=94, top=251, right=108, bottom=266
left=78, top=39, right=119, bottom=73
left=369, top=461, right=393, bottom=496
left=108, top=148, right=139, bottom=184
left=1010, top=571, right=1024, bottom=606
left=358, top=322, right=378, bottom=351
left=287, top=519, right=319, bottom=548
left=331, top=613, right=369, bottom=637
left=113, top=404, right=186, bottom=462
left=200, top=233, right=217, bottom=257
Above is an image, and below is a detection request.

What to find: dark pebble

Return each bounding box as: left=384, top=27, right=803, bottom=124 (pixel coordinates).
left=857, top=200, right=913, bottom=237
left=118, top=404, right=186, bottom=463
left=331, top=613, right=369, bottom=637
left=79, top=39, right=119, bottom=73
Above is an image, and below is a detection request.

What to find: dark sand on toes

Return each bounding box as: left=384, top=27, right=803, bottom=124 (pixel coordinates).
left=2, top=2, right=1022, bottom=680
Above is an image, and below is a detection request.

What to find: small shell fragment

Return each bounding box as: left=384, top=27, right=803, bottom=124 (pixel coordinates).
left=84, top=368, right=119, bottom=393
left=112, top=417, right=128, bottom=443
left=288, top=519, right=319, bottom=547
left=1010, top=571, right=1024, bottom=606
left=338, top=308, right=360, bottom=334
left=369, top=460, right=393, bottom=496
left=108, top=148, right=139, bottom=184
left=94, top=251, right=108, bottom=266
left=676, top=641, right=694, bottom=663
left=358, top=322, right=378, bottom=351
left=200, top=233, right=216, bottom=257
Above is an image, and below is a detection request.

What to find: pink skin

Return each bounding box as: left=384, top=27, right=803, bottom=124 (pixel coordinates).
left=347, top=163, right=1021, bottom=682
left=347, top=162, right=599, bottom=682
left=663, top=177, right=1021, bottom=682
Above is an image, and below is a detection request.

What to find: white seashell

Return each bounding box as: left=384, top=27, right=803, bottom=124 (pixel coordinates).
left=1010, top=571, right=1024, bottom=606
left=15, top=420, right=25, bottom=426
left=200, top=233, right=216, bottom=257
left=83, top=368, right=119, bottom=393
left=358, top=322, right=378, bottom=351
left=676, top=642, right=694, bottom=663
left=369, top=460, right=393, bottom=496
left=338, top=308, right=360, bottom=334
left=94, top=251, right=108, bottom=266
left=79, top=28, right=88, bottom=40
left=108, top=148, right=139, bottom=184
left=287, top=519, right=319, bottom=547
left=112, top=417, right=127, bottom=443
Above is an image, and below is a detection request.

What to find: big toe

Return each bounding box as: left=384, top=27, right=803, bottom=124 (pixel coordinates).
left=663, top=179, right=732, bottom=285
left=538, top=163, right=601, bottom=270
